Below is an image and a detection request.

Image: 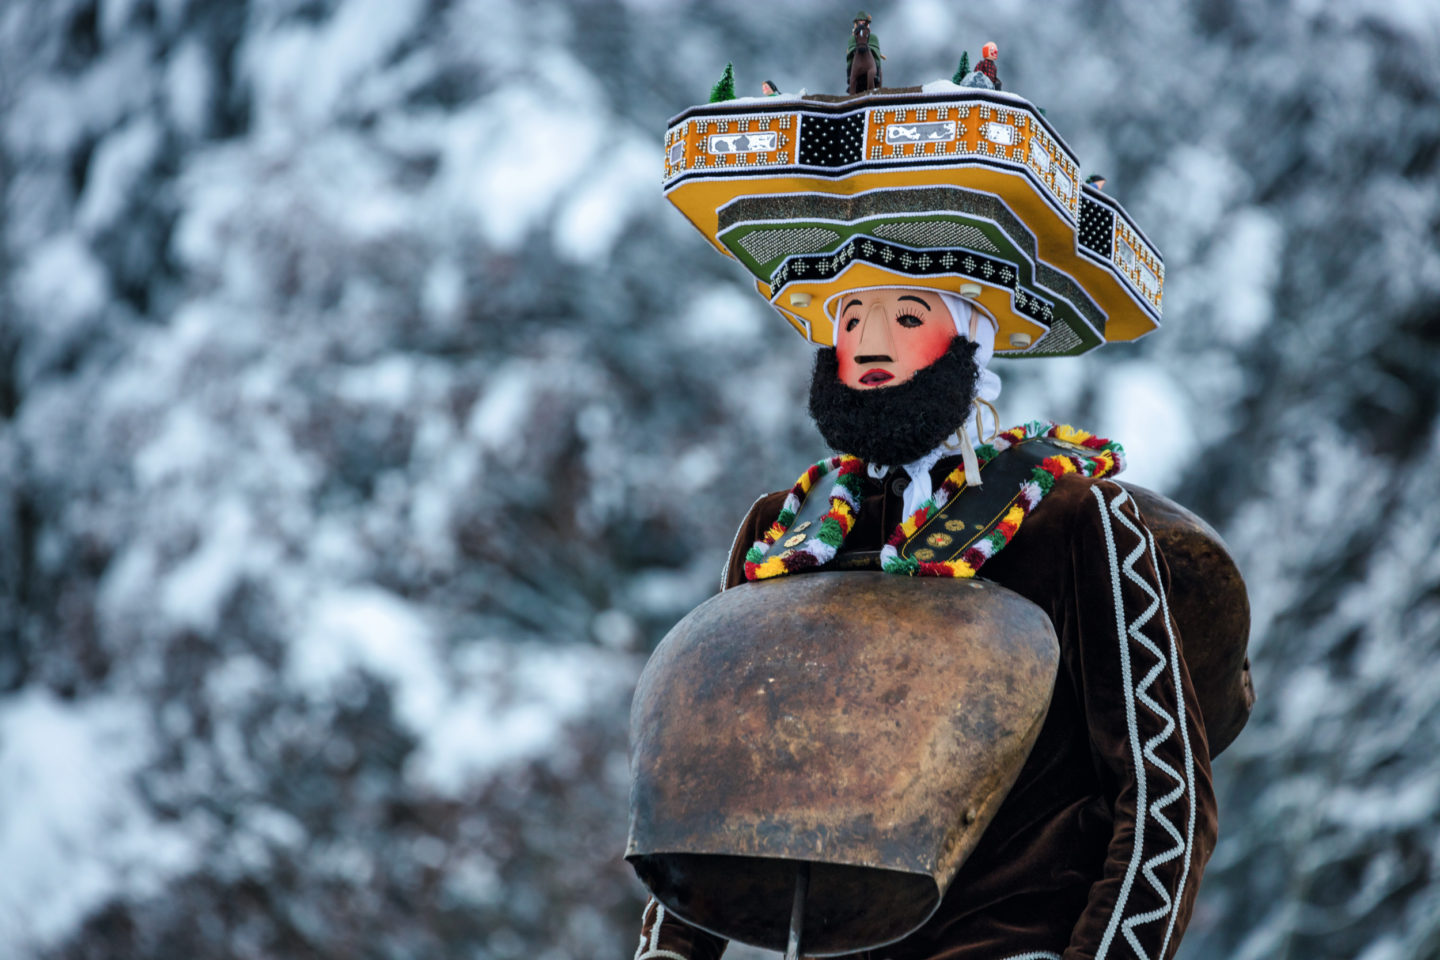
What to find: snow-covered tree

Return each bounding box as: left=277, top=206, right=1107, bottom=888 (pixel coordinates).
left=952, top=51, right=970, bottom=84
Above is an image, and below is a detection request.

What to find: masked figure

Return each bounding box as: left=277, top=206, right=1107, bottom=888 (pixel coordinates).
left=635, top=40, right=1253, bottom=960
left=846, top=11, right=884, bottom=91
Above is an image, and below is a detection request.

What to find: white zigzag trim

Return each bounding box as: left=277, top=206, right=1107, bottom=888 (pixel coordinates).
left=1112, top=494, right=1187, bottom=959
left=1148, top=525, right=1198, bottom=959
left=1092, top=484, right=1146, bottom=959
left=1091, top=485, right=1191, bottom=960
left=997, top=953, right=1062, bottom=960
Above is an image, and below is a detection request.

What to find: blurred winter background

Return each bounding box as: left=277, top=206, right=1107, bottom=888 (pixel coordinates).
left=1, top=0, right=1437, bottom=957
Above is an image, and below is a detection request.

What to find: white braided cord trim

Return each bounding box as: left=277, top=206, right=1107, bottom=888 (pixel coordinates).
left=1091, top=485, right=1193, bottom=960
left=1146, top=525, right=1198, bottom=959
left=635, top=899, right=702, bottom=960
left=636, top=899, right=656, bottom=960
left=636, top=951, right=691, bottom=960
left=635, top=898, right=669, bottom=960
left=1113, top=495, right=1191, bottom=958
left=1092, top=483, right=1146, bottom=959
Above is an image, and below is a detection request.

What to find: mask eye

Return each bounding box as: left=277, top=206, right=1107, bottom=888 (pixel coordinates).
left=845, top=315, right=860, bottom=332
left=895, top=312, right=923, bottom=328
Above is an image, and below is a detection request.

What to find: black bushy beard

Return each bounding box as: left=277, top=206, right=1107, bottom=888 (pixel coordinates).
left=808, top=336, right=980, bottom=466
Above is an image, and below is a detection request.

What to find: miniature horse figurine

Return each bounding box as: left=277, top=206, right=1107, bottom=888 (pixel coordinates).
left=849, top=21, right=881, bottom=94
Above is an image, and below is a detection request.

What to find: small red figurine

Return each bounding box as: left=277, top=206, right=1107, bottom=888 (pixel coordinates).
left=976, top=41, right=1001, bottom=90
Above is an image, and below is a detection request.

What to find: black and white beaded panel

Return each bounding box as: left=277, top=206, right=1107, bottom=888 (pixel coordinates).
left=771, top=236, right=1056, bottom=328
left=1078, top=197, right=1114, bottom=258
left=797, top=113, right=865, bottom=168
left=735, top=227, right=842, bottom=268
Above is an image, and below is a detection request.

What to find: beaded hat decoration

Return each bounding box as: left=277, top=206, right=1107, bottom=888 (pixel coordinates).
left=663, top=71, right=1163, bottom=357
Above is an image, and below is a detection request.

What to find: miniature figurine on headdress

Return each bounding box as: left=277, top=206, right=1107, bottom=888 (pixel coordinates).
left=631, top=24, right=1252, bottom=960
left=956, top=40, right=1002, bottom=90
left=846, top=11, right=884, bottom=92
left=975, top=40, right=1001, bottom=89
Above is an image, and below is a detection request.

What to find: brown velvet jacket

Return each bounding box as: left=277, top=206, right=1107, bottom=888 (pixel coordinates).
left=635, top=461, right=1217, bottom=960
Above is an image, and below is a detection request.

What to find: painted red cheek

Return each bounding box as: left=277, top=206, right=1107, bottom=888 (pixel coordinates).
left=907, top=324, right=955, bottom=367
left=838, top=325, right=956, bottom=389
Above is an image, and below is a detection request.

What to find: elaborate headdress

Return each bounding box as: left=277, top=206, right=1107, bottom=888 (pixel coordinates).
left=662, top=72, right=1163, bottom=359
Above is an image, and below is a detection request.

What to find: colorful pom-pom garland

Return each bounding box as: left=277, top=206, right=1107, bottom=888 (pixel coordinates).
left=880, top=421, right=1123, bottom=577
left=744, top=455, right=865, bottom=581
left=745, top=423, right=1123, bottom=582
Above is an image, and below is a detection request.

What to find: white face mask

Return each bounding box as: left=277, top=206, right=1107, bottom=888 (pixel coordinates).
left=823, top=285, right=1004, bottom=407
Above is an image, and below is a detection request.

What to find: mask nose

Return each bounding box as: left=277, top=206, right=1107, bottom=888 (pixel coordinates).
left=856, top=302, right=894, bottom=358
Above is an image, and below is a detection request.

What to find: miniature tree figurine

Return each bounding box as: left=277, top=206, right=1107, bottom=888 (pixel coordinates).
left=951, top=50, right=970, bottom=85
left=709, top=62, right=736, bottom=103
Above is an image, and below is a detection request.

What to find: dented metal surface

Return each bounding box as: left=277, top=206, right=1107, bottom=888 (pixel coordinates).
left=626, top=573, right=1059, bottom=954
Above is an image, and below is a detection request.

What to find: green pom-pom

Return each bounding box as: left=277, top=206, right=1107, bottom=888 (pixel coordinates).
left=951, top=51, right=970, bottom=84
left=883, top=556, right=920, bottom=575
left=709, top=62, right=737, bottom=103
left=817, top=516, right=845, bottom=547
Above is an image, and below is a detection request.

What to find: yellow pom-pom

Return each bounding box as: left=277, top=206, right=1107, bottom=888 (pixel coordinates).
left=753, top=554, right=790, bottom=579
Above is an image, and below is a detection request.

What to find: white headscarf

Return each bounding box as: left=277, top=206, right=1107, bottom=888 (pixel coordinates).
left=934, top=290, right=1002, bottom=413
